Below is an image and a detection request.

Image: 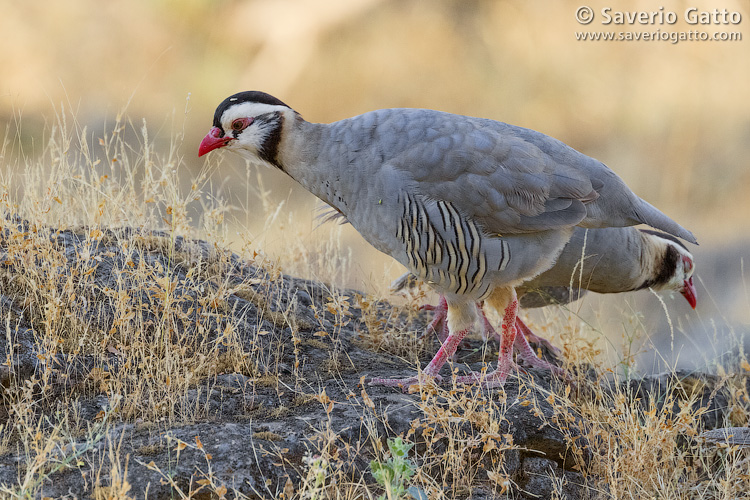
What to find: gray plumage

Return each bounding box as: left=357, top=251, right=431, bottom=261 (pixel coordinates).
left=391, top=226, right=696, bottom=359
left=519, top=226, right=696, bottom=308
left=392, top=226, right=696, bottom=308
left=393, top=224, right=696, bottom=331
left=199, top=91, right=697, bottom=389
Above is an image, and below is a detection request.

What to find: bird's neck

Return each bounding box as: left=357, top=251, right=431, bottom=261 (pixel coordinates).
left=637, top=232, right=678, bottom=291
left=275, top=117, right=357, bottom=213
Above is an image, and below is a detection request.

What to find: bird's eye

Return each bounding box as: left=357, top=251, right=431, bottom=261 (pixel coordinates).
left=231, top=119, right=247, bottom=131
left=682, top=256, right=694, bottom=275
left=230, top=117, right=255, bottom=132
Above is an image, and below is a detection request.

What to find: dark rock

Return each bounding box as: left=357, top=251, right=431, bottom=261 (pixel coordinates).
left=519, top=456, right=586, bottom=500
left=0, top=221, right=742, bottom=499
left=700, top=427, right=750, bottom=447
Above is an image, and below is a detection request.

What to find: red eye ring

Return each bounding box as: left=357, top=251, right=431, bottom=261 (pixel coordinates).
left=231, top=117, right=254, bottom=132
left=682, top=256, right=693, bottom=273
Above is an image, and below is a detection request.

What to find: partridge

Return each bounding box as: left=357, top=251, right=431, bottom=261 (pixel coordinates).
left=392, top=226, right=696, bottom=371
left=199, top=91, right=697, bottom=389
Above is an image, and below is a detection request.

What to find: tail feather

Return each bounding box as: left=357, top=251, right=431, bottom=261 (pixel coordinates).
left=634, top=200, right=698, bottom=245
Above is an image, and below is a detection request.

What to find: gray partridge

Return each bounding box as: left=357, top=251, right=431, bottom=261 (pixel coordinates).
left=392, top=226, right=696, bottom=373
left=199, top=91, right=697, bottom=390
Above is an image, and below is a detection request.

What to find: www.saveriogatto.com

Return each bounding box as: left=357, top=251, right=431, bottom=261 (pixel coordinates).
left=574, top=5, right=743, bottom=43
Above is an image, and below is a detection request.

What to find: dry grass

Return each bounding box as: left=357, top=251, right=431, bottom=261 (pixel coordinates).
left=0, top=105, right=259, bottom=497
left=1, top=2, right=747, bottom=498
left=562, top=372, right=750, bottom=499
left=0, top=105, right=748, bottom=499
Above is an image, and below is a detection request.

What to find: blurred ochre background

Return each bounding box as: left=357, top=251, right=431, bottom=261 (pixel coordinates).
left=1, top=0, right=748, bottom=370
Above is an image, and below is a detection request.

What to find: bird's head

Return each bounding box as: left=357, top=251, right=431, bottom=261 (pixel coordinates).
left=669, top=250, right=697, bottom=309
left=640, top=229, right=697, bottom=309
left=198, top=91, right=298, bottom=168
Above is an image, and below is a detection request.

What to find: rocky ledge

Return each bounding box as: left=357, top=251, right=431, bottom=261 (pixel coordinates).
left=0, top=222, right=746, bottom=499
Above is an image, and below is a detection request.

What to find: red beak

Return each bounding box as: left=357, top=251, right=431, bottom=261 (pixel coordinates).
left=680, top=276, right=697, bottom=309
left=198, top=127, right=232, bottom=157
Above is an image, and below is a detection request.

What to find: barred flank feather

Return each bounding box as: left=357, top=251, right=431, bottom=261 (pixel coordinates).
left=397, top=194, right=508, bottom=298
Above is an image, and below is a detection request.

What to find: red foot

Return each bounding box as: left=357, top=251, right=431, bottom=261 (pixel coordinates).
left=388, top=295, right=567, bottom=390
left=370, top=324, right=471, bottom=392
left=514, top=325, right=569, bottom=379
left=454, top=298, right=520, bottom=389
left=368, top=372, right=443, bottom=393
left=454, top=364, right=522, bottom=388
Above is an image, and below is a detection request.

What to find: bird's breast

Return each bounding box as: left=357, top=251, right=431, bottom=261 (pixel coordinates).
left=385, top=193, right=512, bottom=301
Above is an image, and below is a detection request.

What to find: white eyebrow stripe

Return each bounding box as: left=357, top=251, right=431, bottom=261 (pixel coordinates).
left=221, top=102, right=289, bottom=126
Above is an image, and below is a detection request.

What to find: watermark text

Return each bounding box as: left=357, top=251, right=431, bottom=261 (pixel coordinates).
left=575, top=6, right=743, bottom=42
left=576, top=6, right=742, bottom=25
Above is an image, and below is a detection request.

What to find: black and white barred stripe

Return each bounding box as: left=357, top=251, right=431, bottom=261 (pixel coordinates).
left=397, top=193, right=509, bottom=299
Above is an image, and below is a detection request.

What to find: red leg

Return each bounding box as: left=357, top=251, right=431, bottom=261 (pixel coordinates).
left=455, top=297, right=519, bottom=388
left=516, top=317, right=561, bottom=355
left=369, top=325, right=471, bottom=392
left=477, top=304, right=567, bottom=378
left=514, top=320, right=568, bottom=379
left=480, top=304, right=560, bottom=354
left=418, top=295, right=449, bottom=342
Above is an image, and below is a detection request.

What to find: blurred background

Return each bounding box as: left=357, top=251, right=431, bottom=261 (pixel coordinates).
left=1, top=0, right=748, bottom=372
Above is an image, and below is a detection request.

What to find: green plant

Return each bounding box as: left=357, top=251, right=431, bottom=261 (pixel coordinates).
left=370, top=437, right=425, bottom=500
left=300, top=454, right=330, bottom=500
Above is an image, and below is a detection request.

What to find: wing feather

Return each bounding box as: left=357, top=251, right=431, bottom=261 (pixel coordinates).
left=390, top=118, right=596, bottom=234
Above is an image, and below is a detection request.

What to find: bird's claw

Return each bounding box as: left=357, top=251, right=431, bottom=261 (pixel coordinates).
left=454, top=366, right=518, bottom=389
left=369, top=373, right=443, bottom=393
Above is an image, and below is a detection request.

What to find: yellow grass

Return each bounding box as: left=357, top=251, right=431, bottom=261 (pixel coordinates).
left=0, top=103, right=747, bottom=499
